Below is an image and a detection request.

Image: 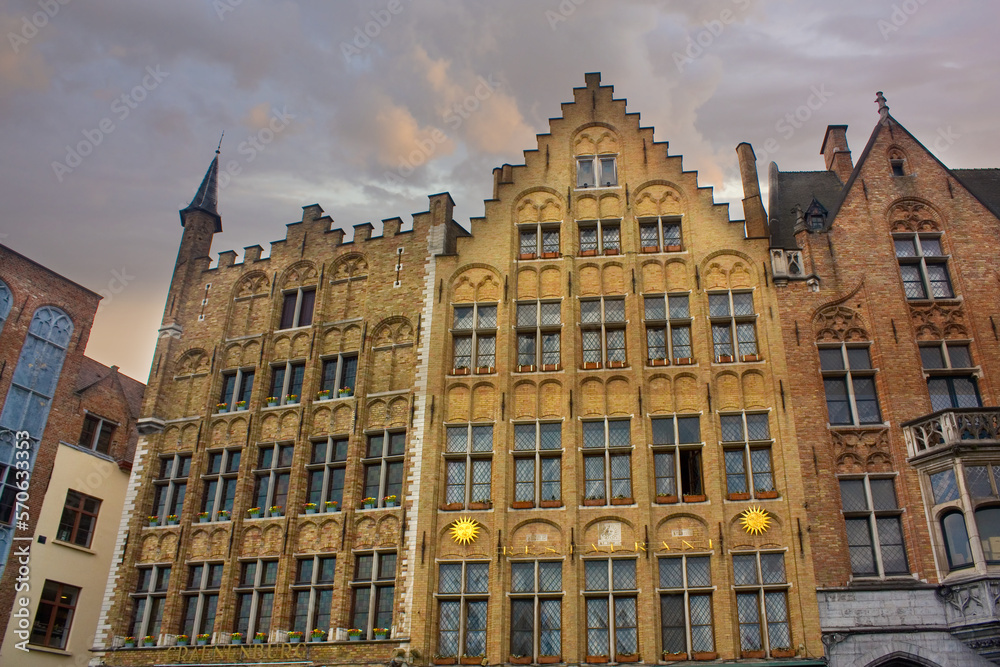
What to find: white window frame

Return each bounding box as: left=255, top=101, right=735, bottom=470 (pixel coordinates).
left=152, top=454, right=190, bottom=521
left=513, top=421, right=563, bottom=507
left=732, top=551, right=791, bottom=657
left=516, top=300, right=562, bottom=371
left=577, top=219, right=621, bottom=256
left=130, top=564, right=171, bottom=641
left=278, top=286, right=316, bottom=330
left=519, top=224, right=561, bottom=259
left=839, top=475, right=909, bottom=578
left=362, top=429, right=406, bottom=508
left=719, top=412, right=775, bottom=500
left=233, top=558, right=278, bottom=638
left=650, top=414, right=704, bottom=501
left=509, top=559, right=563, bottom=660
left=252, top=443, right=293, bottom=516
left=79, top=411, right=118, bottom=454
left=436, top=560, right=491, bottom=658
left=268, top=360, right=305, bottom=406
left=819, top=344, right=882, bottom=426
left=291, top=555, right=337, bottom=633
left=444, top=424, right=494, bottom=507
left=582, top=418, right=632, bottom=504
left=893, top=233, right=953, bottom=300
left=580, top=296, right=627, bottom=369
left=201, top=448, right=241, bottom=521
left=319, top=353, right=359, bottom=398
left=576, top=154, right=618, bottom=188
left=219, top=367, right=254, bottom=411
left=638, top=216, right=683, bottom=253
left=643, top=293, right=693, bottom=365
left=451, top=303, right=497, bottom=373
left=582, top=557, right=639, bottom=658
left=657, top=553, right=715, bottom=657
left=351, top=550, right=397, bottom=639
left=708, top=290, right=758, bottom=363
left=181, top=562, right=223, bottom=637
left=306, top=436, right=348, bottom=511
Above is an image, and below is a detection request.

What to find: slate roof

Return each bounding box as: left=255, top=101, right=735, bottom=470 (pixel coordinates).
left=180, top=151, right=222, bottom=232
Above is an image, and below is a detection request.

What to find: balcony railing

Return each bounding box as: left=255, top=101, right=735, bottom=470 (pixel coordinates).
left=902, top=407, right=1000, bottom=459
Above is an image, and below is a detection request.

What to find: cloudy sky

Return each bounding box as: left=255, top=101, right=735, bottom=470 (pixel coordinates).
left=2, top=0, right=998, bottom=381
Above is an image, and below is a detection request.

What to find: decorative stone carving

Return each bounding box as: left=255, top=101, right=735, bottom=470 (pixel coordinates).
left=814, top=306, right=869, bottom=342
left=910, top=302, right=968, bottom=339
left=831, top=429, right=892, bottom=474
left=888, top=199, right=941, bottom=232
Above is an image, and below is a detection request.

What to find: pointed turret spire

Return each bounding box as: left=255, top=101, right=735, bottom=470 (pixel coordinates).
left=179, top=139, right=223, bottom=232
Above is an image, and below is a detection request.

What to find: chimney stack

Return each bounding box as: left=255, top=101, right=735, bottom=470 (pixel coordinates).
left=821, top=125, right=853, bottom=183
left=736, top=143, right=769, bottom=239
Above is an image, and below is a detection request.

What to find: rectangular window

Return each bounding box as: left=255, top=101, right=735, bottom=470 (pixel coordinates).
left=321, top=354, right=358, bottom=396
left=513, top=422, right=562, bottom=507
left=30, top=580, right=80, bottom=649
left=894, top=234, right=953, bottom=300
left=181, top=563, right=223, bottom=637
left=584, top=559, right=638, bottom=658
left=519, top=225, right=560, bottom=259
left=152, top=454, right=190, bottom=521
left=581, top=297, right=627, bottom=368
left=452, top=304, right=497, bottom=373
left=638, top=217, right=683, bottom=253
left=720, top=413, right=774, bottom=499
left=708, top=291, right=758, bottom=362
left=659, top=555, right=713, bottom=657
left=307, top=437, right=348, bottom=511
left=445, top=425, right=493, bottom=506
left=820, top=345, right=882, bottom=425
left=516, top=301, right=562, bottom=370
left=268, top=361, right=305, bottom=405
left=510, top=561, right=562, bottom=659
left=577, top=155, right=617, bottom=188
left=202, top=448, right=241, bottom=520
left=130, top=565, right=170, bottom=641
left=732, top=553, right=790, bottom=657
left=651, top=415, right=703, bottom=500
left=577, top=220, right=621, bottom=256
left=234, top=559, right=278, bottom=637
left=644, top=294, right=692, bottom=364
left=219, top=369, right=254, bottom=411
left=79, top=413, right=116, bottom=454
left=253, top=444, right=293, bottom=516
left=279, top=287, right=316, bottom=329
left=352, top=551, right=396, bottom=639
left=438, top=561, right=490, bottom=658
left=840, top=477, right=908, bottom=577
left=965, top=463, right=1000, bottom=499
left=921, top=341, right=982, bottom=411
left=582, top=419, right=632, bottom=504
left=56, top=490, right=101, bottom=548
left=291, top=555, right=336, bottom=633
left=364, top=430, right=406, bottom=507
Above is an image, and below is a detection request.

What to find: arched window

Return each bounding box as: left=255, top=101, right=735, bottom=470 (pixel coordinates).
left=0, top=279, right=11, bottom=335
left=941, top=510, right=974, bottom=570
left=975, top=506, right=1000, bottom=564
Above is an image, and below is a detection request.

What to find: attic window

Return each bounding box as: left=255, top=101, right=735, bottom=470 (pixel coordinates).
left=890, top=159, right=905, bottom=177
left=808, top=214, right=825, bottom=231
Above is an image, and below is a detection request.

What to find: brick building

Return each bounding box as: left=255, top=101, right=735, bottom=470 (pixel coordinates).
left=94, top=73, right=827, bottom=666
left=764, top=94, right=1000, bottom=665
left=0, top=246, right=144, bottom=664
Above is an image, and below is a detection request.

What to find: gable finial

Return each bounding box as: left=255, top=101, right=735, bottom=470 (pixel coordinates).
left=216, top=131, right=224, bottom=155
left=875, top=91, right=889, bottom=121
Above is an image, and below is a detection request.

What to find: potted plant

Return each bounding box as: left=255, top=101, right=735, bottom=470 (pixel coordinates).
left=433, top=655, right=457, bottom=665
left=756, top=489, right=779, bottom=499
left=362, top=497, right=377, bottom=510
left=198, top=511, right=210, bottom=523
left=310, top=628, right=326, bottom=642
left=656, top=494, right=679, bottom=504
left=266, top=396, right=279, bottom=407
left=176, top=634, right=190, bottom=646
left=692, top=651, right=718, bottom=661
left=216, top=402, right=229, bottom=413
left=662, top=650, right=687, bottom=661
left=585, top=654, right=608, bottom=664
left=611, top=495, right=633, bottom=505
left=512, top=500, right=535, bottom=509
left=304, top=502, right=318, bottom=514
left=540, top=498, right=563, bottom=508
left=317, top=389, right=331, bottom=400
left=727, top=492, right=751, bottom=501
left=230, top=632, right=243, bottom=645
left=235, top=400, right=247, bottom=410
left=147, top=515, right=159, bottom=527
left=339, top=386, right=354, bottom=398
left=440, top=502, right=463, bottom=511
left=616, top=652, right=639, bottom=663
left=286, top=394, right=299, bottom=404
left=143, top=635, right=156, bottom=647
left=247, top=507, right=261, bottom=518
left=683, top=494, right=707, bottom=503
left=373, top=627, right=389, bottom=639
left=325, top=500, right=339, bottom=512
left=216, top=509, right=230, bottom=521
left=196, top=633, right=211, bottom=646
left=269, top=505, right=283, bottom=517
left=123, top=636, right=137, bottom=648
left=348, top=628, right=363, bottom=641
left=287, top=631, right=304, bottom=643
left=461, top=654, right=485, bottom=665
left=384, top=494, right=398, bottom=508
left=510, top=655, right=531, bottom=665
left=253, top=632, right=267, bottom=645
left=538, top=655, right=560, bottom=664
left=771, top=647, right=797, bottom=658
left=468, top=497, right=491, bottom=510
left=583, top=495, right=605, bottom=506
left=167, top=514, right=179, bottom=525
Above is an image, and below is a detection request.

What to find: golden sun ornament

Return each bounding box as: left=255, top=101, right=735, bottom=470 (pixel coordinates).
left=449, top=517, right=481, bottom=545
left=739, top=505, right=772, bottom=536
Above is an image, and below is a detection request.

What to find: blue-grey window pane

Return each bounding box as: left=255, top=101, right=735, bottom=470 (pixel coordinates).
left=931, top=469, right=959, bottom=504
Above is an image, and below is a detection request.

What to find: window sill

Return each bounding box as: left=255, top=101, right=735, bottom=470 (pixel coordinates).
left=274, top=324, right=313, bottom=334
left=262, top=403, right=300, bottom=411
left=52, top=538, right=96, bottom=555
left=315, top=395, right=354, bottom=402
left=25, top=644, right=72, bottom=656
left=828, top=422, right=890, bottom=431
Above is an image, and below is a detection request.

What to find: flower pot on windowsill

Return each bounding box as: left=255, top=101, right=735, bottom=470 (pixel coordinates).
left=374, top=632, right=389, bottom=640
left=648, top=358, right=668, bottom=366
left=453, top=367, right=471, bottom=376
left=579, top=249, right=598, bottom=257
left=656, top=494, right=679, bottom=504
left=476, top=366, right=495, bottom=374
left=197, top=639, right=209, bottom=646
left=582, top=361, right=602, bottom=370
left=604, top=248, right=620, bottom=256
left=742, top=650, right=765, bottom=659
left=267, top=400, right=279, bottom=407
left=608, top=360, right=627, bottom=368
left=123, top=640, right=137, bottom=648
left=692, top=651, right=718, bottom=661
left=585, top=656, right=608, bottom=664
left=727, top=492, right=751, bottom=501
left=349, top=635, right=362, bottom=641
left=615, top=653, right=639, bottom=663
left=662, top=652, right=687, bottom=662
left=716, top=354, right=734, bottom=363
left=433, top=658, right=457, bottom=665
left=741, top=353, right=762, bottom=362
left=542, top=363, right=561, bottom=372
left=512, top=500, right=535, bottom=509
left=541, top=251, right=560, bottom=259
left=770, top=648, right=796, bottom=658
left=583, top=497, right=605, bottom=506
left=143, top=640, right=156, bottom=647
left=461, top=657, right=484, bottom=665
left=611, top=497, right=634, bottom=505
left=517, top=364, right=536, bottom=373
left=519, top=253, right=537, bottom=260
left=538, top=655, right=561, bottom=664
left=641, top=246, right=659, bottom=253
left=664, top=245, right=682, bottom=253
left=683, top=494, right=707, bottom=503
left=198, top=516, right=210, bottom=523
left=510, top=656, right=532, bottom=665
left=756, top=490, right=779, bottom=499
left=468, top=501, right=491, bottom=510
left=673, top=357, right=694, bottom=365
left=289, top=637, right=302, bottom=644
left=440, top=502, right=464, bottom=511
left=540, top=499, right=563, bottom=508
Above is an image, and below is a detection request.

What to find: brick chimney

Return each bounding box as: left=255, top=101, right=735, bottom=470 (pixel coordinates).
left=736, top=143, right=769, bottom=239
left=821, top=125, right=853, bottom=183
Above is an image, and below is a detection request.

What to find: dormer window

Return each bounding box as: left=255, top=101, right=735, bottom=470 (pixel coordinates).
left=804, top=197, right=828, bottom=232
left=577, top=155, right=617, bottom=188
